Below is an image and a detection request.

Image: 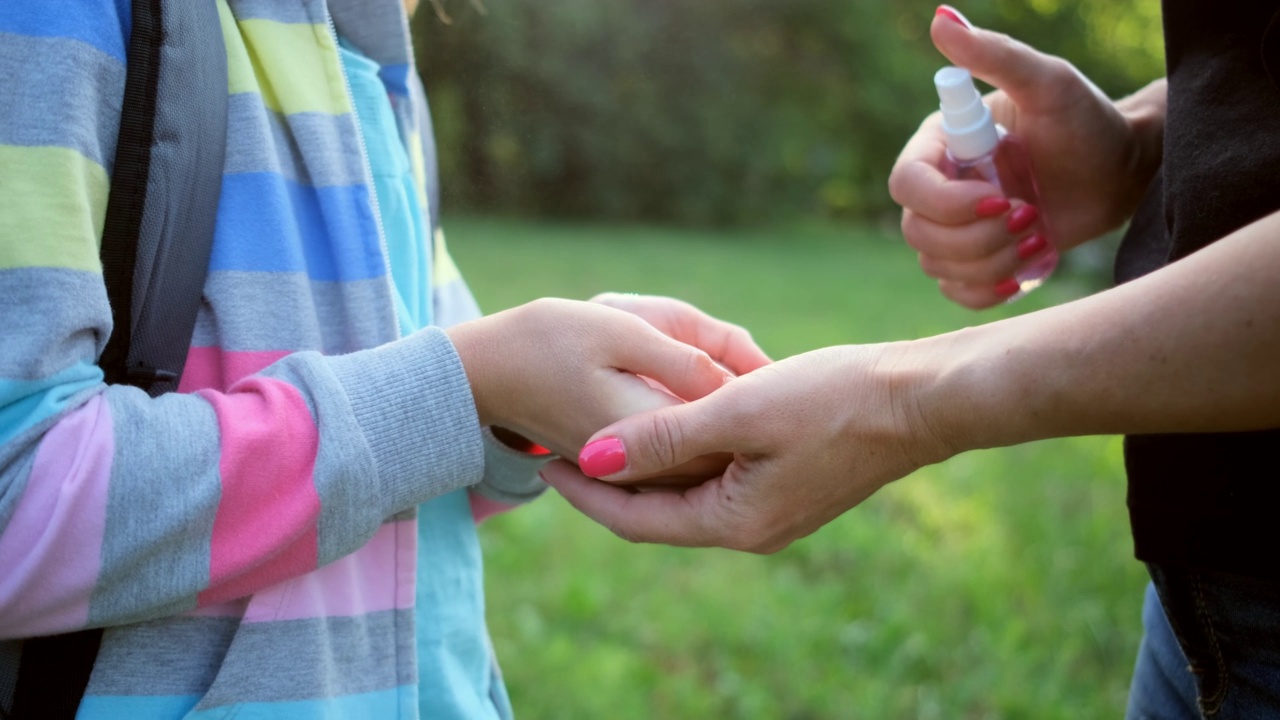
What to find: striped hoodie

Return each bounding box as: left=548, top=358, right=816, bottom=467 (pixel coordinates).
left=0, top=1, right=546, bottom=717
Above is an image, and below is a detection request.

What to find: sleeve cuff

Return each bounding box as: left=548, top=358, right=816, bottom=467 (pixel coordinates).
left=472, top=427, right=552, bottom=506
left=324, top=327, right=486, bottom=516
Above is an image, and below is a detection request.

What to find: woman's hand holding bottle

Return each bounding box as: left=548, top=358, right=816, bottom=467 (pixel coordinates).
left=889, top=5, right=1166, bottom=309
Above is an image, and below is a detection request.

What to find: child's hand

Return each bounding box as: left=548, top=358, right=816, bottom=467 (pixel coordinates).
left=589, top=293, right=771, bottom=376
left=584, top=292, right=770, bottom=486
left=447, top=298, right=734, bottom=478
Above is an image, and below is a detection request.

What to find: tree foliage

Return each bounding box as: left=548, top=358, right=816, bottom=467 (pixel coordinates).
left=414, top=0, right=1163, bottom=226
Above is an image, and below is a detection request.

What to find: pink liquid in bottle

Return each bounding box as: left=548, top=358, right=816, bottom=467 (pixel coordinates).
left=935, top=67, right=1057, bottom=299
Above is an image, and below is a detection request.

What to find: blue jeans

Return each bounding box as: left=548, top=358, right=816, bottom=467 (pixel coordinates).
left=1127, top=566, right=1280, bottom=718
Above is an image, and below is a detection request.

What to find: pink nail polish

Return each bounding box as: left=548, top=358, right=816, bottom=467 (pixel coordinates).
left=975, top=196, right=1011, bottom=218
left=1016, top=234, right=1048, bottom=260
left=579, top=438, right=626, bottom=477
left=935, top=5, right=973, bottom=30
left=994, top=278, right=1021, bottom=297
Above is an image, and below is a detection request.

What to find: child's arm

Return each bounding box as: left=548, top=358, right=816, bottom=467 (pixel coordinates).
left=0, top=6, right=727, bottom=637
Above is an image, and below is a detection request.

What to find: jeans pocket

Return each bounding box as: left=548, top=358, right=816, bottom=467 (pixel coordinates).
left=1148, top=565, right=1230, bottom=716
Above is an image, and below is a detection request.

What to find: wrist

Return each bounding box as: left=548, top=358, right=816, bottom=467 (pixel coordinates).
left=870, top=339, right=970, bottom=468
left=903, top=324, right=1046, bottom=457
left=446, top=314, right=507, bottom=429
left=1116, top=78, right=1167, bottom=218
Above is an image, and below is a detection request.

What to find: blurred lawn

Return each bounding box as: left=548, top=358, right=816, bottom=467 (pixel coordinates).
left=446, top=216, right=1148, bottom=719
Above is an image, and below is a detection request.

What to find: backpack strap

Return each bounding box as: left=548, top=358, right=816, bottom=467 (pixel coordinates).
left=2, top=0, right=227, bottom=717
left=99, top=0, right=229, bottom=396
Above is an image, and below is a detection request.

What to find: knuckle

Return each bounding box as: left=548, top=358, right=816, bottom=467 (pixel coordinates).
left=974, top=235, right=1012, bottom=259
left=941, top=255, right=1014, bottom=286
left=899, top=210, right=916, bottom=236
left=917, top=254, right=943, bottom=280
left=982, top=257, right=1021, bottom=284
left=1043, top=57, right=1078, bottom=88
left=887, top=169, right=909, bottom=206
left=611, top=525, right=643, bottom=545
left=604, top=502, right=644, bottom=545
left=725, top=530, right=757, bottom=554
left=991, top=31, right=1023, bottom=61
left=719, top=506, right=773, bottom=554
left=944, top=286, right=995, bottom=311
left=735, top=528, right=787, bottom=555
left=684, top=347, right=718, bottom=381
left=900, top=212, right=931, bottom=252
left=754, top=538, right=790, bottom=556
left=642, top=411, right=686, bottom=469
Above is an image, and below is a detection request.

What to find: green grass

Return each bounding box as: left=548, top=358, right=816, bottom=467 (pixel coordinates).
left=446, top=216, right=1147, bottom=719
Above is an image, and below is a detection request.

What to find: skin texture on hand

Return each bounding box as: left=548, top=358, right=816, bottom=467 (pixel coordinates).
left=544, top=344, right=952, bottom=553
left=547, top=209, right=1280, bottom=553
left=589, top=293, right=772, bottom=376
left=585, top=292, right=772, bottom=486
left=888, top=10, right=1166, bottom=309
left=446, top=298, right=733, bottom=460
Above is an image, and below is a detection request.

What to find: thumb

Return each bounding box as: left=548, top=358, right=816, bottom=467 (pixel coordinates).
left=931, top=6, right=1071, bottom=111
left=578, top=399, right=734, bottom=482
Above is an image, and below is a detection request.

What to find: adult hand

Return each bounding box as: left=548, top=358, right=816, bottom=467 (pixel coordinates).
left=888, top=6, right=1165, bottom=309
left=542, top=343, right=957, bottom=553
left=590, top=292, right=772, bottom=376
left=447, top=298, right=733, bottom=467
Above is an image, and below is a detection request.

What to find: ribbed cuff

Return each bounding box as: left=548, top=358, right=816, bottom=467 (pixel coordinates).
left=472, top=428, right=553, bottom=506
left=325, top=328, right=485, bottom=517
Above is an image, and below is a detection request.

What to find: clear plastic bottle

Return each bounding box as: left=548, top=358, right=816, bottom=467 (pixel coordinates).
left=934, top=66, right=1057, bottom=299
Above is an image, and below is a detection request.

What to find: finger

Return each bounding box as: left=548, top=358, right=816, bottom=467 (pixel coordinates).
left=614, top=321, right=732, bottom=402
left=690, top=318, right=772, bottom=377
left=611, top=452, right=734, bottom=488
left=937, top=278, right=1015, bottom=310
left=889, top=127, right=1004, bottom=226
left=590, top=292, right=651, bottom=316
left=918, top=229, right=1050, bottom=285
left=577, top=398, right=740, bottom=482
left=901, top=208, right=1011, bottom=261
left=592, top=293, right=772, bottom=375
left=541, top=460, right=718, bottom=546
left=575, top=361, right=737, bottom=481
left=931, top=10, right=1075, bottom=113
left=918, top=249, right=1022, bottom=286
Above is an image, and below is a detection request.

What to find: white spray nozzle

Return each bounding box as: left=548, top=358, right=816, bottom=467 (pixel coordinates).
left=934, top=66, right=1000, bottom=162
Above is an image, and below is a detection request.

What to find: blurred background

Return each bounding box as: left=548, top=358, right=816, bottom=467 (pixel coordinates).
left=410, top=1, right=1165, bottom=717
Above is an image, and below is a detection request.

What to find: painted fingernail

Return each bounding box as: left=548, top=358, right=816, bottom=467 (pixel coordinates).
left=936, top=5, right=973, bottom=29
left=1006, top=205, right=1039, bottom=234
left=975, top=196, right=1011, bottom=218
left=994, top=278, right=1021, bottom=297
left=1016, top=234, right=1048, bottom=260
left=579, top=438, right=626, bottom=477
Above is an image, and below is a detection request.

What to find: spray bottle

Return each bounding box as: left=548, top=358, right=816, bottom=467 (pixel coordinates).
left=934, top=66, right=1057, bottom=298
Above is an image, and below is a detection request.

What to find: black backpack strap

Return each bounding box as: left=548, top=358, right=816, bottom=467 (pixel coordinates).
left=4, top=0, right=227, bottom=717
left=7, top=634, right=100, bottom=720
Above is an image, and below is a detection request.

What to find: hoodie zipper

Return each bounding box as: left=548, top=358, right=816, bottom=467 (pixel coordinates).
left=325, top=13, right=402, bottom=340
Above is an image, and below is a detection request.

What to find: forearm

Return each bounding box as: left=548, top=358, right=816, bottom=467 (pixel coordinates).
left=0, top=329, right=487, bottom=638
left=922, top=208, right=1280, bottom=451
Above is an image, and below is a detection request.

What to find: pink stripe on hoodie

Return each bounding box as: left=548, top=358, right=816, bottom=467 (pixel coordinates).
left=197, top=376, right=321, bottom=606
